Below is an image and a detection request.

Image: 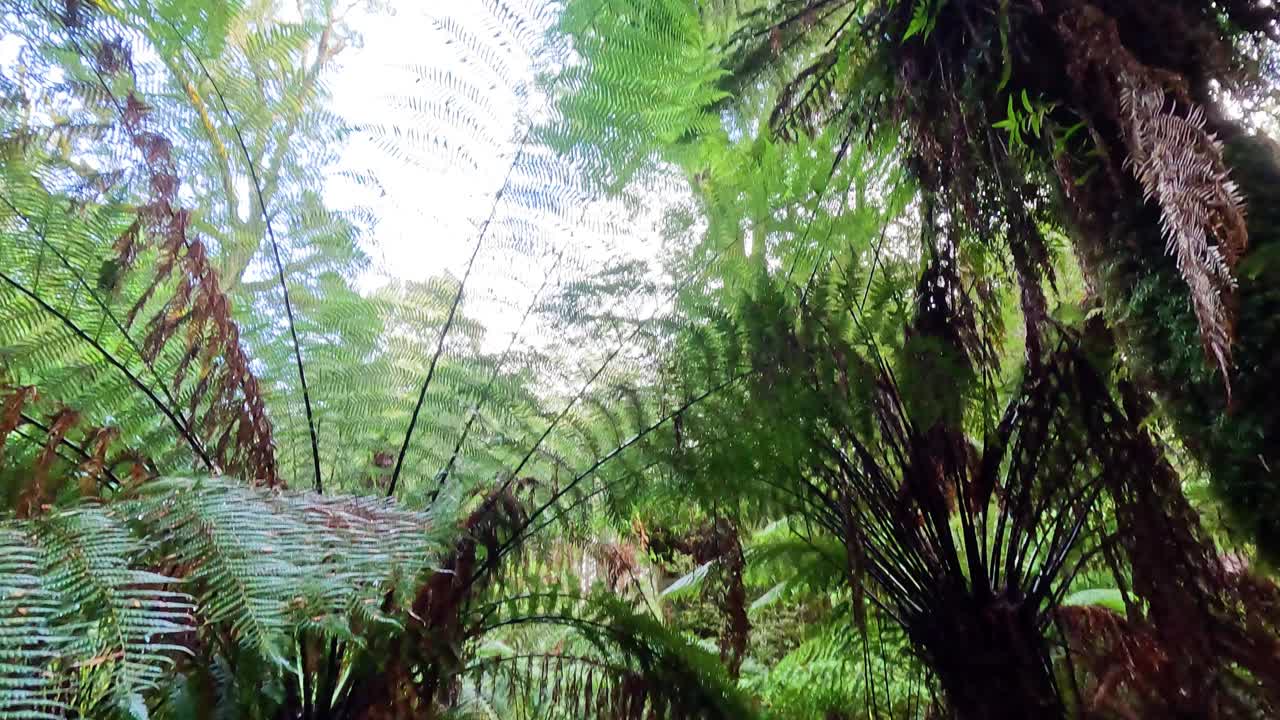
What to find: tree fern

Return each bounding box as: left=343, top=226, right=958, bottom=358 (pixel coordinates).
left=0, top=477, right=451, bottom=717
left=7, top=0, right=1280, bottom=717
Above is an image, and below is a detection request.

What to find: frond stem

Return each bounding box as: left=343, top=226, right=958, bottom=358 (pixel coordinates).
left=388, top=129, right=533, bottom=498
left=169, top=29, right=323, bottom=492
left=0, top=193, right=188, bottom=428
left=0, top=268, right=216, bottom=471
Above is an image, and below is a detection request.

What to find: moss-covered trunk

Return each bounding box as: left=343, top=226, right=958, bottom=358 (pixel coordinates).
left=1079, top=127, right=1280, bottom=560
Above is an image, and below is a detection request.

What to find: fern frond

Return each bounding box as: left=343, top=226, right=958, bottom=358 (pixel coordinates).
left=1119, top=79, right=1248, bottom=389
left=32, top=507, right=192, bottom=713
left=126, top=478, right=445, bottom=663
left=0, top=527, right=69, bottom=720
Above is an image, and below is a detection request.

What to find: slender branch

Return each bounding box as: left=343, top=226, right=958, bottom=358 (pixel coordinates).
left=458, top=652, right=622, bottom=676
left=486, top=371, right=753, bottom=574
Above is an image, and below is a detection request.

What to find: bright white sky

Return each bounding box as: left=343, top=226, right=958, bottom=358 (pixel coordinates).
left=317, top=1, right=671, bottom=351
left=323, top=2, right=521, bottom=282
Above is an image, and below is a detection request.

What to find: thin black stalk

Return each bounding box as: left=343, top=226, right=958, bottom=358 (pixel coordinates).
left=392, top=1, right=621, bottom=500
left=487, top=223, right=744, bottom=506
left=387, top=129, right=534, bottom=498
left=860, top=603, right=880, bottom=720
left=0, top=193, right=189, bottom=431
left=16, top=409, right=122, bottom=486
left=789, top=121, right=858, bottom=304
left=0, top=269, right=216, bottom=470
left=1040, top=532, right=1121, bottom=626
left=744, top=0, right=848, bottom=40
left=1014, top=472, right=1084, bottom=589
left=1028, top=483, right=1108, bottom=609
left=458, top=653, right=619, bottom=676
left=816, top=445, right=931, bottom=585
left=174, top=41, right=323, bottom=493
left=488, top=468, right=648, bottom=575
left=10, top=421, right=121, bottom=489
left=484, top=372, right=752, bottom=577
left=1006, top=429, right=1078, bottom=588
left=428, top=244, right=567, bottom=505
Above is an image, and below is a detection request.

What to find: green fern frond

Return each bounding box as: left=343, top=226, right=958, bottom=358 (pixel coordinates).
left=32, top=507, right=192, bottom=714
left=0, top=527, right=69, bottom=720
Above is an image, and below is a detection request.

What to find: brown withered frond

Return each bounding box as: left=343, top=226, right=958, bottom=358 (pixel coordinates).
left=1119, top=80, right=1249, bottom=389
left=0, top=20, right=280, bottom=488
left=0, top=385, right=151, bottom=516
left=110, top=55, right=278, bottom=486
left=1051, top=3, right=1253, bottom=392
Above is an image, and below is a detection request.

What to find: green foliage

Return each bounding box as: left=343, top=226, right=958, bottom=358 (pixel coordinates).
left=546, top=0, right=729, bottom=192
left=0, top=527, right=70, bottom=719
left=0, top=0, right=765, bottom=715
left=0, top=478, right=446, bottom=717
left=993, top=90, right=1054, bottom=150
left=6, top=0, right=1280, bottom=718
left=904, top=0, right=946, bottom=41
left=744, top=610, right=926, bottom=719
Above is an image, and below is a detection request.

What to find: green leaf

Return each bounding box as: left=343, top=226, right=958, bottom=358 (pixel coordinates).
left=748, top=582, right=787, bottom=614
left=661, top=560, right=715, bottom=600
left=903, top=0, right=933, bottom=40
left=1061, top=588, right=1127, bottom=613
left=123, top=692, right=149, bottom=720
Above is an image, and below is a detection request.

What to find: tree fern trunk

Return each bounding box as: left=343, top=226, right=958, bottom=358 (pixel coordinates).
left=1080, top=128, right=1280, bottom=561
left=915, top=594, right=1064, bottom=720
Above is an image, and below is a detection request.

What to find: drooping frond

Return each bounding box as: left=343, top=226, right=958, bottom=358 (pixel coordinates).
left=1119, top=82, right=1247, bottom=385
left=0, top=476, right=449, bottom=715
left=0, top=5, right=279, bottom=486
left=463, top=592, right=761, bottom=719
left=29, top=506, right=192, bottom=714
left=1050, top=5, right=1251, bottom=391
left=126, top=478, right=447, bottom=660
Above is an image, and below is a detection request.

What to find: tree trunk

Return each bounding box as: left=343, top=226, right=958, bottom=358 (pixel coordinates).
left=915, top=594, right=1064, bottom=720
left=1076, top=127, right=1280, bottom=561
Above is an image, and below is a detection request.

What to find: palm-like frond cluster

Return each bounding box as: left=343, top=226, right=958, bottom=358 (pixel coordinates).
left=543, top=0, right=1280, bottom=717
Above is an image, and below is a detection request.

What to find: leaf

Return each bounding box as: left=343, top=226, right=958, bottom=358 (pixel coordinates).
left=123, top=692, right=149, bottom=720
left=660, top=560, right=715, bottom=600
left=748, top=582, right=787, bottom=614
left=1061, top=588, right=1127, bottom=614
left=994, top=95, right=1023, bottom=147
